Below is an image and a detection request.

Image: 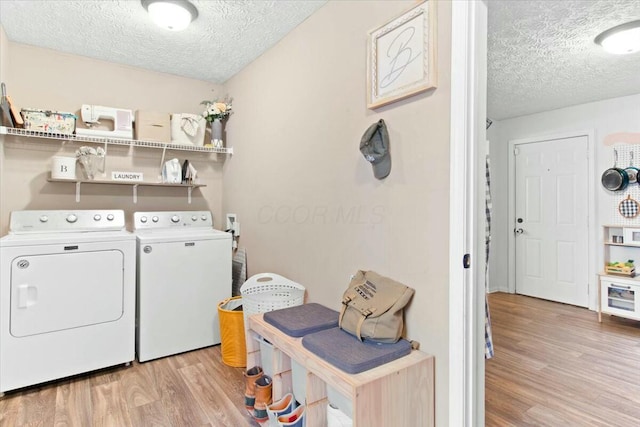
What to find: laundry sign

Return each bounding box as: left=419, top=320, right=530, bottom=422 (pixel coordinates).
left=112, top=171, right=143, bottom=182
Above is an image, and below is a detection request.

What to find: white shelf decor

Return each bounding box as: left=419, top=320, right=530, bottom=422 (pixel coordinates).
left=0, top=126, right=233, bottom=155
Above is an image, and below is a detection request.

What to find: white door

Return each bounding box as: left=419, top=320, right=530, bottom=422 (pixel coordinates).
left=11, top=250, right=124, bottom=337
left=514, top=136, right=589, bottom=307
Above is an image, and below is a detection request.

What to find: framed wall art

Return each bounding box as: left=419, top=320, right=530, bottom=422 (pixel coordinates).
left=366, top=0, right=437, bottom=109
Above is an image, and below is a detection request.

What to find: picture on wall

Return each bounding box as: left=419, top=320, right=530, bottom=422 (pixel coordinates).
left=366, top=0, right=437, bottom=109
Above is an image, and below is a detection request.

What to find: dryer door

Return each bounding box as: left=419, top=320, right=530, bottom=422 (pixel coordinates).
left=10, top=250, right=124, bottom=337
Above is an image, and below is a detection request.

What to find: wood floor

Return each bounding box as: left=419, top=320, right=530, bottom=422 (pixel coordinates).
left=485, top=292, right=640, bottom=427
left=0, top=346, right=260, bottom=427
left=4, top=294, right=639, bottom=426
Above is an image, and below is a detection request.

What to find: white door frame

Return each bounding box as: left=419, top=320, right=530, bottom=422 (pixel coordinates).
left=449, top=1, right=487, bottom=426
left=507, top=130, right=597, bottom=310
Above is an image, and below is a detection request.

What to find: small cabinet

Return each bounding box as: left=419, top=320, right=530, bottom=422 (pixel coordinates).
left=599, top=278, right=640, bottom=321
left=599, top=225, right=640, bottom=322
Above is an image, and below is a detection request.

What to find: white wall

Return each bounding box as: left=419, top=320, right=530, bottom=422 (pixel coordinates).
left=489, top=94, right=640, bottom=307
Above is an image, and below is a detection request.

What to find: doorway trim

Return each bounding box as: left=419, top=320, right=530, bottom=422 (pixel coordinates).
left=449, top=1, right=487, bottom=426
left=507, top=130, right=597, bottom=310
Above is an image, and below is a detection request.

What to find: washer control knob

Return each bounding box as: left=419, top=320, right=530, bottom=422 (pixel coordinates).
left=171, top=215, right=180, bottom=223
left=201, top=215, right=207, bottom=221
left=106, top=214, right=115, bottom=221
left=93, top=214, right=102, bottom=221
left=192, top=215, right=197, bottom=221
left=140, top=216, right=148, bottom=223
left=152, top=216, right=159, bottom=223
left=39, top=215, right=48, bottom=223
left=66, top=214, right=78, bottom=223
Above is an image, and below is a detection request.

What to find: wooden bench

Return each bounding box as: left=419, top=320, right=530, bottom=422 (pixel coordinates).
left=246, top=313, right=435, bottom=427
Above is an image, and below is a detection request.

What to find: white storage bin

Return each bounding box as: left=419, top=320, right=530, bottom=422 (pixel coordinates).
left=171, top=113, right=206, bottom=146
left=327, top=384, right=353, bottom=419
left=291, top=358, right=353, bottom=422
left=256, top=334, right=290, bottom=377
left=291, top=358, right=306, bottom=404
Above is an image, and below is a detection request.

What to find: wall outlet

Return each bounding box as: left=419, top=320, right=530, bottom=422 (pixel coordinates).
left=226, top=213, right=237, bottom=231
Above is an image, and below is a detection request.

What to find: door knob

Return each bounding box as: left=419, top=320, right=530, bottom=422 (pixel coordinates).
left=515, top=228, right=524, bottom=235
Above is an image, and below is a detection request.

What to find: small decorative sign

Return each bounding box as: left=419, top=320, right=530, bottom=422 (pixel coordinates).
left=112, top=171, right=144, bottom=182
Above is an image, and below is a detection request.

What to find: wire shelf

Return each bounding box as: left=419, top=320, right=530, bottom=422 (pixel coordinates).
left=0, top=126, right=233, bottom=155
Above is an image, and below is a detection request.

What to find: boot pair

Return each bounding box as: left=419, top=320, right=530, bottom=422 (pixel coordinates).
left=275, top=404, right=305, bottom=427
left=266, top=393, right=296, bottom=426
left=244, top=366, right=273, bottom=422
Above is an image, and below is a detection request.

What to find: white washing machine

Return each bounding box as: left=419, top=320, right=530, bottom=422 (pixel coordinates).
left=133, top=211, right=232, bottom=362
left=0, top=210, right=136, bottom=395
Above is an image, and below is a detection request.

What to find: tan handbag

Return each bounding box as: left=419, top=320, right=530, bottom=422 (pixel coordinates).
left=338, top=270, right=414, bottom=343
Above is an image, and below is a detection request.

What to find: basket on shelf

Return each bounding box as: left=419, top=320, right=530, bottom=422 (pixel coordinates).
left=605, top=265, right=636, bottom=277
left=240, top=273, right=305, bottom=325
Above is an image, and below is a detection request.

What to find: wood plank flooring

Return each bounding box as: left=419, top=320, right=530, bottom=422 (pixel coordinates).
left=486, top=292, right=640, bottom=427
left=0, top=346, right=259, bottom=427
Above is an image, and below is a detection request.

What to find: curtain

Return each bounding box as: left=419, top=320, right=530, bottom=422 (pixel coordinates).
left=485, top=153, right=495, bottom=359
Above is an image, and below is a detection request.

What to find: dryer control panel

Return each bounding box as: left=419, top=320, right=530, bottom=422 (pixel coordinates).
left=133, top=211, right=213, bottom=230
left=9, top=210, right=126, bottom=233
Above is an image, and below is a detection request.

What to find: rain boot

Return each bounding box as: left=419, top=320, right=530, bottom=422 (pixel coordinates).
left=267, top=393, right=296, bottom=427
left=277, top=404, right=305, bottom=427
left=244, top=366, right=263, bottom=411
left=253, top=375, right=273, bottom=422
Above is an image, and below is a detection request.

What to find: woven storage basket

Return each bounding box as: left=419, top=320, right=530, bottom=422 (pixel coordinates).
left=240, top=273, right=305, bottom=326
left=217, top=296, right=246, bottom=367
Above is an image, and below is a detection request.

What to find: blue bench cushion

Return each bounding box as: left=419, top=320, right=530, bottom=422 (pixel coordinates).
left=263, top=303, right=339, bottom=337
left=301, top=327, right=412, bottom=374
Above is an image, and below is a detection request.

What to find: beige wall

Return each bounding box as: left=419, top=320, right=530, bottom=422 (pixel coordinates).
left=223, top=1, right=451, bottom=425
left=1, top=2, right=453, bottom=423
left=0, top=43, right=225, bottom=234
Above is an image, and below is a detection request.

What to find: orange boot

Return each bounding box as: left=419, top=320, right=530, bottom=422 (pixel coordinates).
left=244, top=366, right=263, bottom=411
left=253, top=375, right=273, bottom=422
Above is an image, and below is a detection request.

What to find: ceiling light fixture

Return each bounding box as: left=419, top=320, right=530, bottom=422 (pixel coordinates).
left=595, top=20, right=640, bottom=55
left=141, top=0, right=198, bottom=31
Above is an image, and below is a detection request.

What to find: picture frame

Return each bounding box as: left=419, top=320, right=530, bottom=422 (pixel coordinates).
left=366, top=0, right=437, bottom=109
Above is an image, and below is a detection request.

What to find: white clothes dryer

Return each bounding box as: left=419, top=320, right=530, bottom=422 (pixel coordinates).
left=0, top=210, right=136, bottom=395
left=133, top=211, right=232, bottom=362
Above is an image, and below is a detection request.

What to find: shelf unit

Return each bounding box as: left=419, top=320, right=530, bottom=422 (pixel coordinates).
left=0, top=126, right=233, bottom=154
left=246, top=313, right=434, bottom=427
left=599, top=225, right=640, bottom=322
left=1, top=125, right=227, bottom=204
left=47, top=178, right=205, bottom=204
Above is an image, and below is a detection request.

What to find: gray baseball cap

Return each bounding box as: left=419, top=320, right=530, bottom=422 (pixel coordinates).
left=360, top=119, right=391, bottom=179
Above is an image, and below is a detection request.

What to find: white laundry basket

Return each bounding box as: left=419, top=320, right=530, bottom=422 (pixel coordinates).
left=241, top=273, right=305, bottom=376
left=240, top=273, right=305, bottom=324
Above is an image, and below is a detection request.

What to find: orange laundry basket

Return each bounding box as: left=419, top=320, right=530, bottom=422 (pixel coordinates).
left=217, top=296, right=246, bottom=367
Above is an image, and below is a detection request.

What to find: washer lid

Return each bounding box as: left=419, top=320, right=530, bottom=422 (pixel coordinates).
left=135, top=228, right=231, bottom=244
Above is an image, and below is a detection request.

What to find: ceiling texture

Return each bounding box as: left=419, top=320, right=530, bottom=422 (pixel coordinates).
left=1, top=0, right=639, bottom=121
left=0, top=0, right=327, bottom=83
left=488, top=0, right=640, bottom=120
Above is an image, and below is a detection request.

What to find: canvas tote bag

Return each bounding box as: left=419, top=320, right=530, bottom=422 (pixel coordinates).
left=338, top=270, right=414, bottom=343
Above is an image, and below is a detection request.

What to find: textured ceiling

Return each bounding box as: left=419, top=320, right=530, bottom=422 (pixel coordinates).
left=0, top=0, right=327, bottom=83
left=488, top=0, right=640, bottom=120
left=1, top=1, right=639, bottom=120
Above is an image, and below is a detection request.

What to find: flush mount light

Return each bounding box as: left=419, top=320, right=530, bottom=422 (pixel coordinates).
left=595, top=20, right=640, bottom=55
left=141, top=0, right=198, bottom=31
